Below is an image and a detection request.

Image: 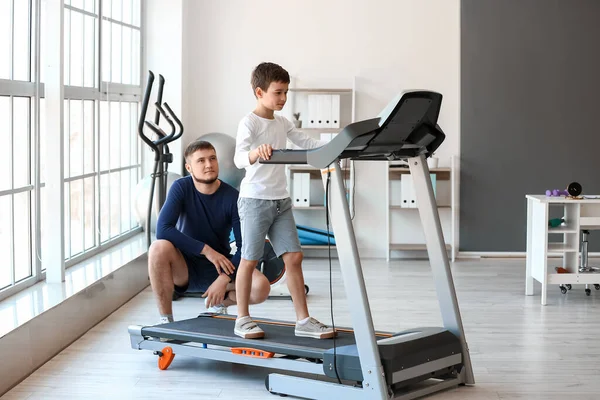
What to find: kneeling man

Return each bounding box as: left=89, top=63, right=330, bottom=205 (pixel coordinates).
left=149, top=139, right=270, bottom=324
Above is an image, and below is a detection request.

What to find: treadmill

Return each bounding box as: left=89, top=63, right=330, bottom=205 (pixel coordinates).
left=128, top=90, right=475, bottom=400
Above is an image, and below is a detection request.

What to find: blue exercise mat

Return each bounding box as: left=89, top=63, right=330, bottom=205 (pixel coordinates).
left=297, top=225, right=336, bottom=245
left=230, top=226, right=335, bottom=246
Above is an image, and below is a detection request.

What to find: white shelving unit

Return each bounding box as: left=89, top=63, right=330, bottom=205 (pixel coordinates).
left=282, top=78, right=357, bottom=252
left=385, top=156, right=458, bottom=261
left=526, top=195, right=600, bottom=305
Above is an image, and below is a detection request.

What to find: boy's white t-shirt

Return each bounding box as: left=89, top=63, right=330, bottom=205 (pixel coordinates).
left=234, top=112, right=327, bottom=200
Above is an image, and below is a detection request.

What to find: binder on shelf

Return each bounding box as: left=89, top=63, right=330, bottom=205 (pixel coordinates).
left=331, top=94, right=340, bottom=128
left=319, top=95, right=332, bottom=128
left=307, top=95, right=319, bottom=128
left=301, top=173, right=311, bottom=207
left=400, top=174, right=437, bottom=208
left=401, top=174, right=415, bottom=208
left=303, top=94, right=342, bottom=129
left=293, top=173, right=311, bottom=208
left=293, top=173, right=303, bottom=207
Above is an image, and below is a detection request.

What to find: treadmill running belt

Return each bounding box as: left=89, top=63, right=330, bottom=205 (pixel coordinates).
left=141, top=314, right=390, bottom=360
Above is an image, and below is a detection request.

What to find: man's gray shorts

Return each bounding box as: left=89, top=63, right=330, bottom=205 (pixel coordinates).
left=237, top=197, right=302, bottom=261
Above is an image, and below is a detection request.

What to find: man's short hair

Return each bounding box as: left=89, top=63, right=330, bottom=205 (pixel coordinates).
left=184, top=140, right=216, bottom=161
left=251, top=62, right=290, bottom=94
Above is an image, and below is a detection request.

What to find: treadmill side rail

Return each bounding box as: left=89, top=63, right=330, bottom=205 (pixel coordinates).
left=133, top=335, right=325, bottom=376
left=129, top=325, right=145, bottom=350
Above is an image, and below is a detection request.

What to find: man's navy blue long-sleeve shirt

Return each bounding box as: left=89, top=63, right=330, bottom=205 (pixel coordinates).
left=156, top=176, right=241, bottom=267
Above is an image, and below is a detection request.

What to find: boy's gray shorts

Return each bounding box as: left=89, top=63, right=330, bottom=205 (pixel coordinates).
left=237, top=197, right=302, bottom=261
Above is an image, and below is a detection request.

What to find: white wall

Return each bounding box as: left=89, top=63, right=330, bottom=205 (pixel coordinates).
left=177, top=0, right=460, bottom=256
left=143, top=0, right=184, bottom=177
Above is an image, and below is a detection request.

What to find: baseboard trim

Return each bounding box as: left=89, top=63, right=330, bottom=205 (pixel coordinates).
left=0, top=253, right=150, bottom=397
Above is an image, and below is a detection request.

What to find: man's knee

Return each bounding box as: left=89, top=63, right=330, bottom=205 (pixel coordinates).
left=148, top=240, right=177, bottom=269
left=252, top=271, right=271, bottom=304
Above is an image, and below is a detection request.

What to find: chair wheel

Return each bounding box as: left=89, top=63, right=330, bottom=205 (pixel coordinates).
left=586, top=288, right=591, bottom=296
left=560, top=286, right=567, bottom=294
left=566, top=284, right=572, bottom=290
left=305, top=285, right=309, bottom=295
left=594, top=284, right=600, bottom=290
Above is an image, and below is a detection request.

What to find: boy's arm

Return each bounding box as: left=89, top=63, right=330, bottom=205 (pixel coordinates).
left=156, top=181, right=207, bottom=255
left=286, top=118, right=329, bottom=149
left=234, top=120, right=261, bottom=167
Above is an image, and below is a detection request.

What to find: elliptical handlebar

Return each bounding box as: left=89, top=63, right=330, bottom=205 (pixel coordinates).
left=163, top=102, right=184, bottom=142
left=154, top=74, right=165, bottom=125
left=138, top=73, right=184, bottom=160
left=138, top=71, right=159, bottom=155
left=144, top=102, right=176, bottom=144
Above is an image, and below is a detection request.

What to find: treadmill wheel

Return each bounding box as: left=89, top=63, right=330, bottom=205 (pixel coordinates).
left=157, top=346, right=175, bottom=370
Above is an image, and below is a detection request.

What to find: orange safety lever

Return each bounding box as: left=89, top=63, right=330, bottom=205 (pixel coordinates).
left=231, top=347, right=275, bottom=358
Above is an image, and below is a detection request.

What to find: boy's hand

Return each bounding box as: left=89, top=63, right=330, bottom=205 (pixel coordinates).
left=201, top=245, right=236, bottom=275
left=253, top=144, right=273, bottom=162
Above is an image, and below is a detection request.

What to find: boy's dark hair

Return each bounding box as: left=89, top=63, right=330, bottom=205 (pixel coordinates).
left=251, top=62, right=290, bottom=94
left=184, top=140, right=215, bottom=161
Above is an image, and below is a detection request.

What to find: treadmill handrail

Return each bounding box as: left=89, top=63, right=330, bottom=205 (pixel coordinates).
left=260, top=90, right=445, bottom=168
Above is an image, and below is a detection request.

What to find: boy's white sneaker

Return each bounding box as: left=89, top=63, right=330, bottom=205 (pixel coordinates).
left=295, top=317, right=336, bottom=339
left=234, top=316, right=265, bottom=339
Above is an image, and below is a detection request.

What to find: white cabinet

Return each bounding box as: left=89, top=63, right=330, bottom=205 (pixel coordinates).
left=525, top=195, right=600, bottom=305
left=385, top=156, right=458, bottom=261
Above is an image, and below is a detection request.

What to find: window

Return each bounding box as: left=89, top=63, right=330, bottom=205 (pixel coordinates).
left=63, top=0, right=142, bottom=264
left=0, top=0, right=143, bottom=299
left=0, top=0, right=35, bottom=293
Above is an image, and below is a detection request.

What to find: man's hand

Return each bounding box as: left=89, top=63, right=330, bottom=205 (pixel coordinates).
left=202, top=275, right=229, bottom=308
left=201, top=244, right=236, bottom=275
left=250, top=144, right=273, bottom=164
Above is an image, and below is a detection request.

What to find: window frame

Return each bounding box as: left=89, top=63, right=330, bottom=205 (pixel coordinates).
left=0, top=0, right=144, bottom=302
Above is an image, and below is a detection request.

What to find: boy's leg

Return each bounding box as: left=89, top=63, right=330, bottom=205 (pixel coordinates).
left=224, top=269, right=271, bottom=305
left=280, top=251, right=309, bottom=320
left=269, top=198, right=336, bottom=339
left=148, top=240, right=189, bottom=322
left=235, top=198, right=275, bottom=338
left=236, top=258, right=260, bottom=317
left=268, top=198, right=308, bottom=319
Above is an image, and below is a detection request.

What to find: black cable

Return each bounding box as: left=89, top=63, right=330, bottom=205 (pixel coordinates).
left=325, top=169, right=341, bottom=384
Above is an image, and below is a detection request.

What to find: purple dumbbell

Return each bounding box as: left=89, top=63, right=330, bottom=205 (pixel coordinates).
left=546, top=189, right=569, bottom=196
left=553, top=189, right=569, bottom=196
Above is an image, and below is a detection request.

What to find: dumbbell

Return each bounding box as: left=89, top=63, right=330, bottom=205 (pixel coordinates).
left=545, top=182, right=582, bottom=197
left=546, top=189, right=569, bottom=196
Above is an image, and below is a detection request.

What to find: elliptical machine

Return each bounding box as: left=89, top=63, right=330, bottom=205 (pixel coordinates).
left=137, top=71, right=184, bottom=249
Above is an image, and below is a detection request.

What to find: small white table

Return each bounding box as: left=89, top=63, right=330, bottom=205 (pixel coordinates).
left=526, top=195, right=600, bottom=305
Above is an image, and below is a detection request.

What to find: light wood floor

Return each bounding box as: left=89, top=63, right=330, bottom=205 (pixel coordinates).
left=3, top=257, right=600, bottom=399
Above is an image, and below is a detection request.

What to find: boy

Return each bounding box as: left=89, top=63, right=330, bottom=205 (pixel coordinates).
left=233, top=62, right=335, bottom=339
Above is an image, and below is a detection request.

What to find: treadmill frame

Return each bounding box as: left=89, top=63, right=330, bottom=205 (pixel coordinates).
left=129, top=155, right=474, bottom=399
